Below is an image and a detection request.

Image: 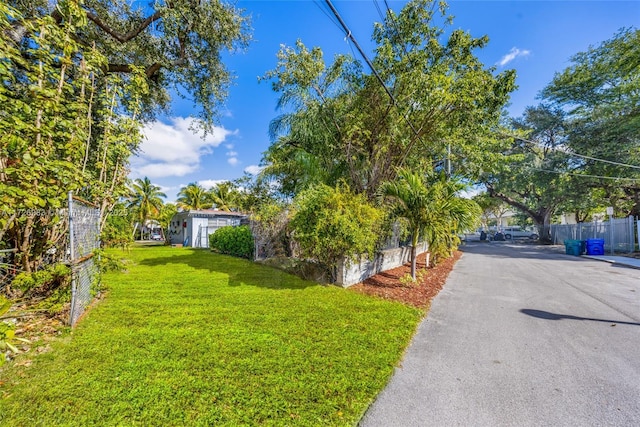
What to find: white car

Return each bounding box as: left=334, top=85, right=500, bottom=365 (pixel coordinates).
left=151, top=233, right=163, bottom=241
left=501, top=227, right=538, bottom=240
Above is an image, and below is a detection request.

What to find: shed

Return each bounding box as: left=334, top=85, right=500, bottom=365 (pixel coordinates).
left=168, top=210, right=248, bottom=248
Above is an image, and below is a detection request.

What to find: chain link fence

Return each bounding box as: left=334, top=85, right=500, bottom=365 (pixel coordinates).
left=550, top=216, right=636, bottom=253
left=0, top=248, right=20, bottom=292
left=68, top=192, right=101, bottom=326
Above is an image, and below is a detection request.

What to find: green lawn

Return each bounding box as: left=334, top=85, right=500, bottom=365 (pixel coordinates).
left=0, top=246, right=421, bottom=426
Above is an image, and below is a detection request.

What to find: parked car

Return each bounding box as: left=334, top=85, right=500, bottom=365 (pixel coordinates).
left=151, top=233, right=163, bottom=241
left=501, top=227, right=538, bottom=240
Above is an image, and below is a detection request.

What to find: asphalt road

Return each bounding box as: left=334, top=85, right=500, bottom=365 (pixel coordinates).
left=360, top=241, right=640, bottom=426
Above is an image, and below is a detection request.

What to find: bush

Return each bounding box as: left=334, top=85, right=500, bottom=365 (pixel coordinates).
left=209, top=225, right=254, bottom=259
left=11, top=263, right=70, bottom=294
left=290, top=183, right=384, bottom=277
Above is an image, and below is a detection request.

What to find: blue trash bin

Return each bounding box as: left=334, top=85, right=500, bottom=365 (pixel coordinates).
left=586, top=238, right=605, bottom=255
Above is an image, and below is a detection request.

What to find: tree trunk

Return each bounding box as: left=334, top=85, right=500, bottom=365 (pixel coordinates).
left=534, top=208, right=554, bottom=244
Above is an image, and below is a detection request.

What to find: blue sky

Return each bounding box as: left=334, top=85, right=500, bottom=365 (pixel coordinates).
left=128, top=0, right=640, bottom=201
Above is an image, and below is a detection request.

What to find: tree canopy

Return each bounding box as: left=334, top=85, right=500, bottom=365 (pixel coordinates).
left=542, top=27, right=640, bottom=216
left=260, top=0, right=516, bottom=199
left=8, top=0, right=251, bottom=126
left=0, top=0, right=251, bottom=269
left=484, top=28, right=640, bottom=231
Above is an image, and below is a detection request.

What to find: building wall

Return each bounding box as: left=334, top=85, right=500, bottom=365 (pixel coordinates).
left=168, top=213, right=188, bottom=245
left=168, top=211, right=247, bottom=247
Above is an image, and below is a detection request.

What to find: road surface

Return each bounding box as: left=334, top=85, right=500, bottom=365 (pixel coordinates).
left=361, top=241, right=640, bottom=426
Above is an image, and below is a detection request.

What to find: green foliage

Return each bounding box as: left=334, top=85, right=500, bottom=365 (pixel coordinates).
left=101, top=203, right=133, bottom=249
left=94, top=249, right=126, bottom=274
left=208, top=181, right=240, bottom=211
left=9, top=0, right=251, bottom=127
left=0, top=246, right=421, bottom=425
left=261, top=0, right=516, bottom=199
left=398, top=269, right=427, bottom=287
left=232, top=174, right=281, bottom=214
left=251, top=201, right=292, bottom=259
left=0, top=322, right=27, bottom=366
left=0, top=295, right=31, bottom=365
left=541, top=28, right=640, bottom=216
left=290, top=183, right=384, bottom=275
left=11, top=263, right=70, bottom=295
left=381, top=169, right=480, bottom=274
left=0, top=1, right=148, bottom=270
left=2, top=0, right=251, bottom=270
left=176, top=183, right=210, bottom=211
left=209, top=225, right=253, bottom=259
left=483, top=104, right=572, bottom=241
left=127, top=177, right=166, bottom=239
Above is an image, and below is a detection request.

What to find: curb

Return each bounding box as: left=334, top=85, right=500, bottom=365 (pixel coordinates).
left=582, top=255, right=640, bottom=270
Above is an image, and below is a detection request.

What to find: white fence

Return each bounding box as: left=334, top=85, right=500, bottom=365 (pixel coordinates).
left=550, top=216, right=637, bottom=254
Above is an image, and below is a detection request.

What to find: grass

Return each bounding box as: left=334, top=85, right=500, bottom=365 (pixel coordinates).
left=0, top=246, right=422, bottom=426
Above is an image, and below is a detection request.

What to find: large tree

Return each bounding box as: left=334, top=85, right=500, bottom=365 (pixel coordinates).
left=483, top=105, right=572, bottom=242
left=7, top=0, right=251, bottom=126
left=260, top=0, right=515, bottom=199
left=541, top=28, right=640, bottom=216
left=0, top=0, right=250, bottom=269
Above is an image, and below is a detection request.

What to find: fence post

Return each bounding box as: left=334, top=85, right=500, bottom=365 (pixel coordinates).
left=578, top=223, right=582, bottom=242
left=631, top=216, right=637, bottom=253
left=610, top=215, right=615, bottom=255
left=68, top=191, right=76, bottom=326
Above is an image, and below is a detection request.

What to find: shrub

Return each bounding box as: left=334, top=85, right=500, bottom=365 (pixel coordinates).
left=11, top=263, right=70, bottom=294
left=290, top=183, right=384, bottom=278
left=209, top=225, right=254, bottom=259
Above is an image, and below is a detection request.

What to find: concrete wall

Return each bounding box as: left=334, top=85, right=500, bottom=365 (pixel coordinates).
left=336, top=242, right=428, bottom=287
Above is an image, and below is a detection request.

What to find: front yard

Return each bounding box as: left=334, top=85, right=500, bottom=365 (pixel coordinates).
left=0, top=246, right=421, bottom=426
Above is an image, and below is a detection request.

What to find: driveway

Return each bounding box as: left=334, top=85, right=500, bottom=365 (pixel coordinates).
left=361, top=241, right=640, bottom=426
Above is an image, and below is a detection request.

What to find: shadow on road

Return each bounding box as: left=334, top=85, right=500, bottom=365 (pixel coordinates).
left=521, top=308, right=640, bottom=326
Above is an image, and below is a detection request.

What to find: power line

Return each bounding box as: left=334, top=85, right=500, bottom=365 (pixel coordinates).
left=506, top=134, right=640, bottom=171
left=373, top=0, right=386, bottom=23
left=323, top=0, right=426, bottom=161
left=313, top=0, right=343, bottom=33
left=528, top=167, right=640, bottom=182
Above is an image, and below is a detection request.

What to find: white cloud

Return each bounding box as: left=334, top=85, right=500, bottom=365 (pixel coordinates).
left=227, top=157, right=239, bottom=166
left=244, top=165, right=265, bottom=175
left=198, top=179, right=226, bottom=189
left=130, top=117, right=237, bottom=178
left=134, top=162, right=197, bottom=178
left=498, top=47, right=531, bottom=67
left=226, top=151, right=238, bottom=157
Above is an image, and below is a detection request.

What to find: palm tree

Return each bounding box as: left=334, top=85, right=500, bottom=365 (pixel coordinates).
left=127, top=177, right=166, bottom=239
left=208, top=181, right=238, bottom=211
left=158, top=203, right=178, bottom=241
left=176, top=183, right=210, bottom=211
left=380, top=169, right=480, bottom=279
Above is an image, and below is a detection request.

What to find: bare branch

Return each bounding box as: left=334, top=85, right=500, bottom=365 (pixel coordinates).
left=84, top=10, right=162, bottom=44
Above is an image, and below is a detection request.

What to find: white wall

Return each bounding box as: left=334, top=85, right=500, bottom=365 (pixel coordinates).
left=336, top=242, right=428, bottom=287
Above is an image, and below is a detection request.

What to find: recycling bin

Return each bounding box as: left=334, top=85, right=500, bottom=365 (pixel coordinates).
left=585, top=238, right=605, bottom=255
left=563, top=239, right=583, bottom=256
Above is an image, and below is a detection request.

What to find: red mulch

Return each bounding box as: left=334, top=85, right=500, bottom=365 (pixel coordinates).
left=350, top=251, right=462, bottom=309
